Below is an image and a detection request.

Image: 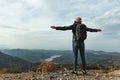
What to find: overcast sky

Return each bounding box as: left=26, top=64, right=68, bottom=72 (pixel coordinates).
left=0, top=0, right=120, bottom=52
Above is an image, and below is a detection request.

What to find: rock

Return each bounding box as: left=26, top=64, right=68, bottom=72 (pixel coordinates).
left=109, top=70, right=120, bottom=75
left=0, top=78, right=3, bottom=80
left=36, top=62, right=57, bottom=72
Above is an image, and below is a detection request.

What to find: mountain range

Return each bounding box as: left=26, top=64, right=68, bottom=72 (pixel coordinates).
left=1, top=49, right=120, bottom=66
left=0, top=51, right=33, bottom=71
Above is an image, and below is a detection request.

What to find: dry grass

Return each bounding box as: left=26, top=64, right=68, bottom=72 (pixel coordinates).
left=36, top=62, right=57, bottom=73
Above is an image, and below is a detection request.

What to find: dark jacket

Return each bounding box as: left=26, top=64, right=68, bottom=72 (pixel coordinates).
left=56, top=23, right=98, bottom=41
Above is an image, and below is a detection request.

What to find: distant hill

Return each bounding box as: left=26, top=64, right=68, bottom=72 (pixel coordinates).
left=0, top=51, right=34, bottom=71
left=52, top=50, right=120, bottom=66
left=1, top=49, right=120, bottom=66
left=1, top=49, right=61, bottom=62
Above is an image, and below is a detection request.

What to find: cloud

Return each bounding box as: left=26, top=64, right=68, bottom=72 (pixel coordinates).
left=0, top=0, right=120, bottom=52
left=86, top=7, right=120, bottom=52
left=93, top=7, right=120, bottom=39
left=0, top=24, right=30, bottom=31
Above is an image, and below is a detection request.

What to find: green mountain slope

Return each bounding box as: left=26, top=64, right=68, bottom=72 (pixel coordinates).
left=1, top=49, right=120, bottom=66
left=0, top=51, right=32, bottom=71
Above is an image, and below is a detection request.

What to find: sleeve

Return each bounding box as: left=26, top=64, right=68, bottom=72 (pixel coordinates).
left=84, top=25, right=98, bottom=32
left=86, top=27, right=98, bottom=32
left=56, top=24, right=73, bottom=31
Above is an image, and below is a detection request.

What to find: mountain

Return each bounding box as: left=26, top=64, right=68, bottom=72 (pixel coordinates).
left=1, top=49, right=120, bottom=66
left=1, top=49, right=62, bottom=62
left=0, top=51, right=34, bottom=71
left=85, top=50, right=120, bottom=65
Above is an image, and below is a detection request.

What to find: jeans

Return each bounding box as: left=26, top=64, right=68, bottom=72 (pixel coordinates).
left=72, top=40, right=86, bottom=71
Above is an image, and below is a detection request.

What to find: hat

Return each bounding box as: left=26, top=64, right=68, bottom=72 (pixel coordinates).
left=74, top=17, right=81, bottom=22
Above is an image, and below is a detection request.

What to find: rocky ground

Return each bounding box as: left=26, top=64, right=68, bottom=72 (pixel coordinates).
left=0, top=69, right=120, bottom=80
